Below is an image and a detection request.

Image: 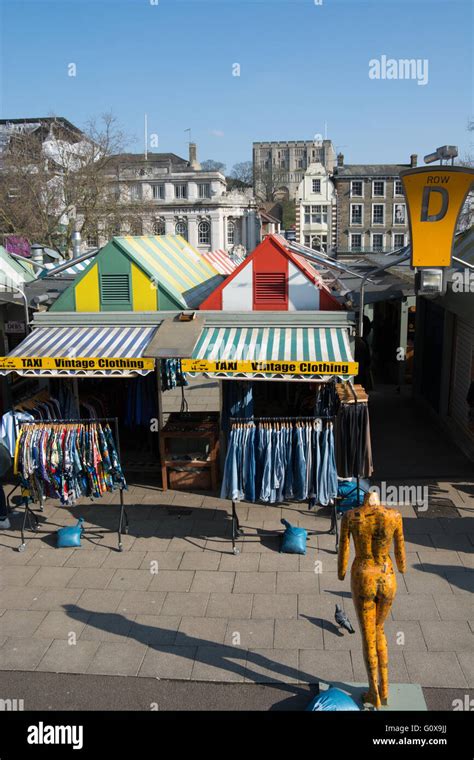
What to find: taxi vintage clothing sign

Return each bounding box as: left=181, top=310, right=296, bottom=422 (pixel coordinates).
left=181, top=358, right=359, bottom=376
left=0, top=357, right=156, bottom=372
left=400, top=166, right=474, bottom=267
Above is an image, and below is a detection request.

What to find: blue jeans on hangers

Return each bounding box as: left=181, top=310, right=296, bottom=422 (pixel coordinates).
left=260, top=427, right=273, bottom=503
left=327, top=425, right=338, bottom=500
left=283, top=425, right=294, bottom=500
left=318, top=426, right=330, bottom=506
left=221, top=428, right=241, bottom=501
left=243, top=425, right=256, bottom=502
left=309, top=422, right=321, bottom=507
left=293, top=426, right=307, bottom=501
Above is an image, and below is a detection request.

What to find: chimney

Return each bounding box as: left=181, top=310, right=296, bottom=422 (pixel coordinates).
left=189, top=142, right=201, bottom=170
left=337, top=152, right=344, bottom=167
left=72, top=230, right=81, bottom=259
left=410, top=153, right=417, bottom=168
left=30, top=244, right=44, bottom=266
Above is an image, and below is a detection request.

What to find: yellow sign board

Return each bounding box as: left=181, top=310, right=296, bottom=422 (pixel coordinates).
left=0, top=356, right=156, bottom=372
left=400, top=166, right=474, bottom=267
left=181, top=359, right=359, bottom=376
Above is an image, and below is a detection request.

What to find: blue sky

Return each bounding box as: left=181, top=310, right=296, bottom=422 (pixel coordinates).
left=0, top=0, right=472, bottom=170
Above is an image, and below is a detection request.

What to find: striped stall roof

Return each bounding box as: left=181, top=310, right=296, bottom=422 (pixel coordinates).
left=189, top=325, right=354, bottom=380
left=6, top=325, right=157, bottom=376
left=201, top=249, right=240, bottom=275
left=0, top=246, right=35, bottom=286
left=116, top=235, right=222, bottom=307
left=42, top=258, right=94, bottom=277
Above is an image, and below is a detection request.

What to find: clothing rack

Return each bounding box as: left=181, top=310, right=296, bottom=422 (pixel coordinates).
left=14, top=416, right=128, bottom=553
left=226, top=414, right=340, bottom=554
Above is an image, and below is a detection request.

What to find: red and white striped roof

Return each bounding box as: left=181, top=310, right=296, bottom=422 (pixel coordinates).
left=201, top=249, right=241, bottom=275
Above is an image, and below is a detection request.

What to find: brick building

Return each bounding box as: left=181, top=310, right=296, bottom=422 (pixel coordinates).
left=333, top=153, right=417, bottom=255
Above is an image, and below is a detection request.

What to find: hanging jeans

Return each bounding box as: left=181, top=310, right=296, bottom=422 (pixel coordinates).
left=318, top=427, right=330, bottom=506
left=220, top=428, right=241, bottom=501
left=260, top=428, right=273, bottom=503
left=283, top=425, right=294, bottom=500
left=243, top=426, right=256, bottom=502
left=327, top=425, right=338, bottom=500
left=293, top=426, right=307, bottom=501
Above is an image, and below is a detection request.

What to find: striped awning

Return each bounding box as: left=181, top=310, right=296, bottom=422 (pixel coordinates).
left=3, top=326, right=157, bottom=376
left=189, top=326, right=354, bottom=380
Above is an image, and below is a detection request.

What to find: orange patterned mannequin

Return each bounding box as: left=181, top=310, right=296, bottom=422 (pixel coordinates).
left=337, top=491, right=406, bottom=708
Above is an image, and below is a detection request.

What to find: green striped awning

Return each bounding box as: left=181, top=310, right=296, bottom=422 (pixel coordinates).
left=189, top=326, right=355, bottom=380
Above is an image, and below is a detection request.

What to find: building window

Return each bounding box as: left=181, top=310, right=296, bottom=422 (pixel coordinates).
left=86, top=230, right=98, bottom=248
left=304, top=205, right=311, bottom=224
left=130, top=219, right=143, bottom=235
left=175, top=184, right=187, bottom=199
left=372, top=204, right=385, bottom=225
left=372, top=233, right=384, bottom=251
left=152, top=184, right=165, bottom=200
left=227, top=220, right=235, bottom=245
left=304, top=235, right=311, bottom=246
left=350, top=234, right=362, bottom=252
left=153, top=219, right=166, bottom=235
left=130, top=183, right=142, bottom=201
left=311, top=205, right=328, bottom=224
left=372, top=180, right=385, bottom=197
left=393, top=233, right=405, bottom=248
left=394, top=180, right=404, bottom=196
left=311, top=235, right=327, bottom=252
left=351, top=204, right=363, bottom=225
left=312, top=179, right=321, bottom=193
left=107, top=219, right=121, bottom=237
left=198, top=220, right=211, bottom=245
left=351, top=180, right=363, bottom=197
left=393, top=203, right=406, bottom=225
left=175, top=220, right=188, bottom=239
left=198, top=183, right=211, bottom=199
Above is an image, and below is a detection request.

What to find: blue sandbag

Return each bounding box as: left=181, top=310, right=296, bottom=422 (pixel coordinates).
left=280, top=519, right=307, bottom=555
left=306, top=687, right=360, bottom=711
left=57, top=518, right=84, bottom=548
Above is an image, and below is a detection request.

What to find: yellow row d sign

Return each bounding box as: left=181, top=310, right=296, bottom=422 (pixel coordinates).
left=0, top=357, right=156, bottom=372
left=181, top=359, right=359, bottom=376
left=400, top=166, right=474, bottom=267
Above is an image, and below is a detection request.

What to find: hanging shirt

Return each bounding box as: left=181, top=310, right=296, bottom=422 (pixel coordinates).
left=0, top=411, right=35, bottom=456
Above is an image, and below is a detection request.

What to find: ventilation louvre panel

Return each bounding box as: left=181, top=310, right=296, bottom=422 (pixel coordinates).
left=100, top=274, right=131, bottom=303
left=254, top=272, right=286, bottom=302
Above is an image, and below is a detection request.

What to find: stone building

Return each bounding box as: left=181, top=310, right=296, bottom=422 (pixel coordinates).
left=253, top=139, right=336, bottom=201
left=332, top=153, right=417, bottom=255
left=78, top=144, right=259, bottom=255
left=295, top=162, right=337, bottom=253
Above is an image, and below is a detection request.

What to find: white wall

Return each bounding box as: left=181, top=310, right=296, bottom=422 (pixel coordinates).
left=222, top=261, right=253, bottom=310
left=287, top=261, right=319, bottom=310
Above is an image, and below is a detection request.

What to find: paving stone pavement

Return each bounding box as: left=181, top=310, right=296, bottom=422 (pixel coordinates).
left=0, top=483, right=472, bottom=686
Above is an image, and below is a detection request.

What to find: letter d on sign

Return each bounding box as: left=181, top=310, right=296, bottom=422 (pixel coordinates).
left=421, top=186, right=448, bottom=222
left=401, top=166, right=474, bottom=267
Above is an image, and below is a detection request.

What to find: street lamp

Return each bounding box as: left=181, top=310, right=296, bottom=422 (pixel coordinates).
left=424, top=145, right=458, bottom=166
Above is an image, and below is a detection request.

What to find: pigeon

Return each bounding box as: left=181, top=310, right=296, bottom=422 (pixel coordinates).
left=335, top=604, right=355, bottom=634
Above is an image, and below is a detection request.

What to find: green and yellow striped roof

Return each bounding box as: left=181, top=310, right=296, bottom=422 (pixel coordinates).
left=115, top=235, right=219, bottom=299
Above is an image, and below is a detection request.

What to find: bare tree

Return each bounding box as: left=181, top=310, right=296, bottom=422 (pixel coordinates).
left=0, top=114, right=133, bottom=254
left=230, top=161, right=253, bottom=186
left=200, top=159, right=226, bottom=173
left=455, top=119, right=474, bottom=232
left=253, top=162, right=290, bottom=202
